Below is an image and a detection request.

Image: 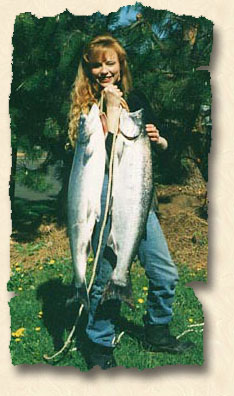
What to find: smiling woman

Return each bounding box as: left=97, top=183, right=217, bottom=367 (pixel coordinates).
left=68, top=35, right=132, bottom=146
left=67, top=34, right=194, bottom=370
left=88, top=49, right=121, bottom=87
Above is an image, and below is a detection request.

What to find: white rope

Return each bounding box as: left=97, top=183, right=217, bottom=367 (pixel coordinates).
left=176, top=322, right=204, bottom=340
left=44, top=96, right=119, bottom=361
left=115, top=331, right=125, bottom=345
left=188, top=322, right=204, bottom=328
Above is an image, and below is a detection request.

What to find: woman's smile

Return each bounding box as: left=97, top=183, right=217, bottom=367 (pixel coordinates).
left=89, top=48, right=121, bottom=88
left=99, top=76, right=113, bottom=83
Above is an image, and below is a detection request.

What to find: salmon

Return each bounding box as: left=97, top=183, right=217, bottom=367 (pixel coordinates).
left=102, top=109, right=153, bottom=307
left=67, top=104, right=106, bottom=310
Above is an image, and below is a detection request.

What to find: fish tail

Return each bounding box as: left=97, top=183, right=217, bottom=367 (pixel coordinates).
left=65, top=282, right=90, bottom=311
left=77, top=283, right=90, bottom=311
left=101, top=279, right=135, bottom=310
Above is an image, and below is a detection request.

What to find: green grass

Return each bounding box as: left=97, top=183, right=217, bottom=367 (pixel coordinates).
left=8, top=256, right=206, bottom=370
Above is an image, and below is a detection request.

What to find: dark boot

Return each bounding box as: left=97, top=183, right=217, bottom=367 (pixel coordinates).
left=86, top=342, right=117, bottom=370
left=144, top=324, right=194, bottom=354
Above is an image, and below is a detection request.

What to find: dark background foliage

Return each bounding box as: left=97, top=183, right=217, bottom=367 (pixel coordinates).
left=10, top=4, right=213, bottom=221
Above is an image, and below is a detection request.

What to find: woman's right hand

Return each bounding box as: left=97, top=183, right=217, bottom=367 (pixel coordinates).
left=104, top=85, right=122, bottom=133
left=103, top=84, right=123, bottom=108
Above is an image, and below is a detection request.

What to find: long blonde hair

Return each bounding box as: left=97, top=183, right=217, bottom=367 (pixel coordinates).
left=68, top=34, right=132, bottom=147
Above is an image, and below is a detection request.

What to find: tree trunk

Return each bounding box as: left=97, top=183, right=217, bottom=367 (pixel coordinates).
left=183, top=146, right=206, bottom=190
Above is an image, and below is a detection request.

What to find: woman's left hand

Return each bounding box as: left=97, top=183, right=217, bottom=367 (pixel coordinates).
left=145, top=124, right=160, bottom=142
left=145, top=124, right=168, bottom=150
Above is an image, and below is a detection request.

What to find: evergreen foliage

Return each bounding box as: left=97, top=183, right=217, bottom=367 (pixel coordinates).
left=10, top=5, right=213, bottom=215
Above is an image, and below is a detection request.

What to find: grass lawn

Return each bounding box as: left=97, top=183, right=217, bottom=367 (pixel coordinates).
left=8, top=254, right=206, bottom=370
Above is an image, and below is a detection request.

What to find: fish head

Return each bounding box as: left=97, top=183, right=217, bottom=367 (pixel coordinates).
left=119, top=108, right=145, bottom=139
left=78, top=104, right=103, bottom=144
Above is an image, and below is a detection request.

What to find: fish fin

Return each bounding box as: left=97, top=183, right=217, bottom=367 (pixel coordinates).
left=108, top=195, right=113, bottom=214
left=65, top=282, right=90, bottom=311
left=66, top=283, right=90, bottom=311
left=87, top=241, right=91, bottom=256
left=65, top=293, right=79, bottom=308
left=77, top=283, right=90, bottom=311
left=95, top=201, right=102, bottom=222
left=83, top=146, right=93, bottom=166
left=101, top=279, right=135, bottom=310
left=116, top=139, right=125, bottom=164
left=107, top=231, right=117, bottom=255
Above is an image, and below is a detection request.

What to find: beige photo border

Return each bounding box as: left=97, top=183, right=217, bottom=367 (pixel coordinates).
left=1, top=1, right=234, bottom=395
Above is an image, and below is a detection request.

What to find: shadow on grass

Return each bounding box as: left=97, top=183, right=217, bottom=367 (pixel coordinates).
left=35, top=278, right=147, bottom=367
left=118, top=316, right=145, bottom=342
left=12, top=197, right=59, bottom=242
left=36, top=278, right=89, bottom=361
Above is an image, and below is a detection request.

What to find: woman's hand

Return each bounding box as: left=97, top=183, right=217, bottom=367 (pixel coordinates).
left=146, top=124, right=160, bottom=142
left=104, top=85, right=123, bottom=134
left=146, top=124, right=168, bottom=150
left=104, top=84, right=123, bottom=108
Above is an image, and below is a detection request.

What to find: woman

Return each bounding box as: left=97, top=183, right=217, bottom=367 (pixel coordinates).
left=68, top=34, right=193, bottom=369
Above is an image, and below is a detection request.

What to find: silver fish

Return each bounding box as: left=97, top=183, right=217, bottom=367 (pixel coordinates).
left=102, top=109, right=153, bottom=307
left=67, top=104, right=106, bottom=310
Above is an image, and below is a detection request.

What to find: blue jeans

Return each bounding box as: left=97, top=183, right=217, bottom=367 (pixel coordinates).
left=86, top=174, right=179, bottom=347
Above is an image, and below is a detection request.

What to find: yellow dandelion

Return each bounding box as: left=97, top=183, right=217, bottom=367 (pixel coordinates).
left=49, top=259, right=55, bottom=264
left=12, top=327, right=25, bottom=338
left=15, top=267, right=21, bottom=272
left=188, top=318, right=194, bottom=323
left=18, top=287, right=23, bottom=291
left=15, top=338, right=21, bottom=342
left=38, top=311, right=43, bottom=316
left=15, top=262, right=20, bottom=267
left=87, top=257, right=94, bottom=263
left=39, top=266, right=43, bottom=270
left=142, top=286, right=148, bottom=291
left=35, top=327, right=41, bottom=331
left=138, top=298, right=144, bottom=304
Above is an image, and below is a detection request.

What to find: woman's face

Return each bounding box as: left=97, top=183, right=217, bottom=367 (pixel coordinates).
left=89, top=48, right=121, bottom=88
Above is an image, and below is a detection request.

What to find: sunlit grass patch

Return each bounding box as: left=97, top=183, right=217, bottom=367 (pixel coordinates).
left=8, top=254, right=205, bottom=369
